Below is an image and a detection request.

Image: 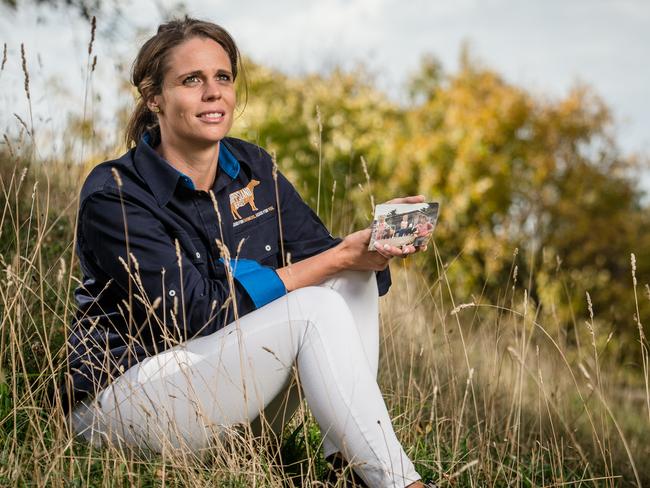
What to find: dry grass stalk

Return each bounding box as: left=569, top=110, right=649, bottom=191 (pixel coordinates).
left=1, top=43, right=7, bottom=73
left=1, top=48, right=649, bottom=488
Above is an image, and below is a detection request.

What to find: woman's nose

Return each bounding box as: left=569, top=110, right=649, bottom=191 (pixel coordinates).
left=202, top=79, right=222, bottom=101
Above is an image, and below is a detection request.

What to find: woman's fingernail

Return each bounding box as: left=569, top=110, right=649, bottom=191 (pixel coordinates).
left=383, top=244, right=390, bottom=250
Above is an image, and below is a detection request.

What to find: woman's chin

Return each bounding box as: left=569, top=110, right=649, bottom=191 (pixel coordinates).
left=185, top=133, right=228, bottom=148
left=196, top=127, right=231, bottom=145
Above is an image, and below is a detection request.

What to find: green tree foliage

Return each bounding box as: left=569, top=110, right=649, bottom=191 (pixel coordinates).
left=401, top=58, right=650, bottom=348
left=232, top=61, right=402, bottom=229
left=233, top=55, right=650, bottom=348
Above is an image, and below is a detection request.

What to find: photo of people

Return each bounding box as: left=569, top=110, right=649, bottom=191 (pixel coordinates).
left=369, top=202, right=439, bottom=251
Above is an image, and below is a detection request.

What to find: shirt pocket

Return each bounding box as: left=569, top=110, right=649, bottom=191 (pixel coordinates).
left=232, top=215, right=280, bottom=268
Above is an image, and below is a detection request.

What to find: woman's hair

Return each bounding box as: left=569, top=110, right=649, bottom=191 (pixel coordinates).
left=125, top=17, right=242, bottom=148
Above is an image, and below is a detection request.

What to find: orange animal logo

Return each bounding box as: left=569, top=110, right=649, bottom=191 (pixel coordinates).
left=230, top=179, right=260, bottom=220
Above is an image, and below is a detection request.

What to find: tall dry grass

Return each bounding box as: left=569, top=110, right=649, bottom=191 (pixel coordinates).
left=1, top=149, right=649, bottom=486
left=1, top=21, right=649, bottom=487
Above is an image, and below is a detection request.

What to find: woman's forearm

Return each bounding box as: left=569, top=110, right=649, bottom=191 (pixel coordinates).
left=275, top=245, right=347, bottom=292
left=275, top=228, right=403, bottom=292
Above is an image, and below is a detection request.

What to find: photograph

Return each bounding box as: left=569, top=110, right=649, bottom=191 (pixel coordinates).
left=369, top=202, right=439, bottom=251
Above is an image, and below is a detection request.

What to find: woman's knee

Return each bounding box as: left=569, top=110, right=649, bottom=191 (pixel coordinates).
left=287, top=286, right=350, bottom=318
left=322, top=270, right=378, bottom=302
left=323, top=269, right=375, bottom=289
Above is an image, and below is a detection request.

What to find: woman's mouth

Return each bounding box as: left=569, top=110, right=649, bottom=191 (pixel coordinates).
left=198, top=111, right=225, bottom=121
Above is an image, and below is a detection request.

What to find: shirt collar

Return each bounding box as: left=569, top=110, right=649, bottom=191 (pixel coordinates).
left=219, top=140, right=240, bottom=179
left=134, top=132, right=243, bottom=206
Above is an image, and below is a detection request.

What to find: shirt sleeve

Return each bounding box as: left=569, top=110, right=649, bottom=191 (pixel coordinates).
left=275, top=170, right=392, bottom=296
left=222, top=258, right=286, bottom=309
left=80, top=190, right=256, bottom=339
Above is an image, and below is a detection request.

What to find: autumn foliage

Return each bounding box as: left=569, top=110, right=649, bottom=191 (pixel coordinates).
left=233, top=54, right=650, bottom=354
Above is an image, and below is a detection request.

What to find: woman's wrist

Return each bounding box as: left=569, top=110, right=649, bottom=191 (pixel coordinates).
left=276, top=243, right=348, bottom=292
left=331, top=240, right=352, bottom=273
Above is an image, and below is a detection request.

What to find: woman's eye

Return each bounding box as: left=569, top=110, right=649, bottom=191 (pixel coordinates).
left=217, top=73, right=232, bottom=82
left=183, top=75, right=200, bottom=85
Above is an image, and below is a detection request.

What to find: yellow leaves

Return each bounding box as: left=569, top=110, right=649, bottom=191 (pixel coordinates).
left=471, top=177, right=494, bottom=200
left=227, top=56, right=649, bottom=341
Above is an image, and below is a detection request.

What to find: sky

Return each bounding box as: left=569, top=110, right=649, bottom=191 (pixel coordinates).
left=0, top=0, right=648, bottom=161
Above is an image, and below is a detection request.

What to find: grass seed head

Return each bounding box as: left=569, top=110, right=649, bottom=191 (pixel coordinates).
left=20, top=43, right=30, bottom=101
left=1, top=43, right=7, bottom=72
left=88, top=16, right=96, bottom=56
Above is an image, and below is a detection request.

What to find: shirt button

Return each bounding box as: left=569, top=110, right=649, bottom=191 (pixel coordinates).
left=168, top=289, right=176, bottom=297
left=195, top=252, right=201, bottom=259
left=265, top=244, right=272, bottom=251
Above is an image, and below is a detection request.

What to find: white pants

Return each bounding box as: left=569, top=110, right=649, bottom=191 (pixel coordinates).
left=71, top=270, right=421, bottom=487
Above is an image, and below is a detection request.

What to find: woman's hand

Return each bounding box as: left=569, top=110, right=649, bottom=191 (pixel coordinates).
left=337, top=229, right=395, bottom=271
left=336, top=193, right=430, bottom=271
left=385, top=195, right=426, bottom=205
left=277, top=195, right=430, bottom=290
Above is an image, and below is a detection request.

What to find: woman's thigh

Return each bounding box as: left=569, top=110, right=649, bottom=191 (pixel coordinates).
left=320, top=270, right=378, bottom=374
left=71, top=286, right=347, bottom=454
left=250, top=270, right=379, bottom=447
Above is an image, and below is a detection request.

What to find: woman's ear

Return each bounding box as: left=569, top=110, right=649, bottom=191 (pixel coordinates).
left=148, top=94, right=163, bottom=114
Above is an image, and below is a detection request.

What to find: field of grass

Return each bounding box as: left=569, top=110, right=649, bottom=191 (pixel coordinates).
left=0, top=150, right=649, bottom=487
left=1, top=25, right=649, bottom=485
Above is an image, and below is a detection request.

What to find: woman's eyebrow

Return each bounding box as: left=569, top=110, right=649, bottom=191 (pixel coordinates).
left=176, top=68, right=233, bottom=80
left=176, top=69, right=203, bottom=80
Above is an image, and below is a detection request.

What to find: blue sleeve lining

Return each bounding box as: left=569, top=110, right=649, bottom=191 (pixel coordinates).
left=221, top=258, right=286, bottom=309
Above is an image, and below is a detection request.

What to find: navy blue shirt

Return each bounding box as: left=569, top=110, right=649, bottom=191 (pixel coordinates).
left=64, top=134, right=391, bottom=410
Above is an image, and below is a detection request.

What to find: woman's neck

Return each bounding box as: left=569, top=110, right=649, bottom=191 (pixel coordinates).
left=156, top=138, right=221, bottom=192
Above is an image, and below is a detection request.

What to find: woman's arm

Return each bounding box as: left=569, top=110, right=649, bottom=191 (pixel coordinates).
left=80, top=190, right=256, bottom=337
left=276, top=229, right=384, bottom=291
left=276, top=196, right=427, bottom=292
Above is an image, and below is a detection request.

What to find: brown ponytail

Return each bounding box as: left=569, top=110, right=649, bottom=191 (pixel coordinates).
left=125, top=99, right=159, bottom=148
left=124, top=17, right=242, bottom=148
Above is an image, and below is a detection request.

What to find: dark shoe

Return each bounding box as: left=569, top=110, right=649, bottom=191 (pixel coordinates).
left=324, top=453, right=368, bottom=487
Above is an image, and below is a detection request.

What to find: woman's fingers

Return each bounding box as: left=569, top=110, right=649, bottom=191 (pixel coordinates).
left=376, top=243, right=405, bottom=258
left=402, top=244, right=417, bottom=255
left=385, top=195, right=426, bottom=205
left=377, top=243, right=424, bottom=258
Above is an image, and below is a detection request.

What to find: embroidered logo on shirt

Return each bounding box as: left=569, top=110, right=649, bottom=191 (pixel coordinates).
left=230, top=179, right=260, bottom=219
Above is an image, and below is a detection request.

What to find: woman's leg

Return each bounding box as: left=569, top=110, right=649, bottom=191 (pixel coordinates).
left=321, top=270, right=380, bottom=375
left=72, top=285, right=419, bottom=487
left=251, top=270, right=380, bottom=457
left=318, top=270, right=380, bottom=458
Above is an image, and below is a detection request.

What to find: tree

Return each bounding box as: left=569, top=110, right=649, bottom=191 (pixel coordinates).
left=2, top=0, right=106, bottom=19
left=397, top=55, right=650, bottom=348
left=236, top=50, right=650, bottom=348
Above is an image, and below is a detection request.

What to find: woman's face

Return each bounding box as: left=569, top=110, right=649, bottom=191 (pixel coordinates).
left=152, top=36, right=235, bottom=149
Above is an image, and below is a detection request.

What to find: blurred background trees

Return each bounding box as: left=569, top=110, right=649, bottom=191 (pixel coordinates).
left=230, top=54, right=650, bottom=355
left=2, top=12, right=648, bottom=359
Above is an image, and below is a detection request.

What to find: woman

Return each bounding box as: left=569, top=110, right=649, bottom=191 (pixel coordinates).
left=65, top=17, right=432, bottom=488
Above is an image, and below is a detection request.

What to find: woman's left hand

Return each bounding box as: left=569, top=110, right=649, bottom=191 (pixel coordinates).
left=375, top=240, right=427, bottom=259
left=385, top=195, right=426, bottom=205
left=375, top=194, right=430, bottom=259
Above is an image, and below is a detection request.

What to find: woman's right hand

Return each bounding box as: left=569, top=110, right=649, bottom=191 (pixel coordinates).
left=277, top=228, right=413, bottom=291
left=337, top=229, right=409, bottom=272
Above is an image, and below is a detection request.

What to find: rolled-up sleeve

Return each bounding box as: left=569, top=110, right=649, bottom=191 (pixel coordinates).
left=224, top=258, right=287, bottom=308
